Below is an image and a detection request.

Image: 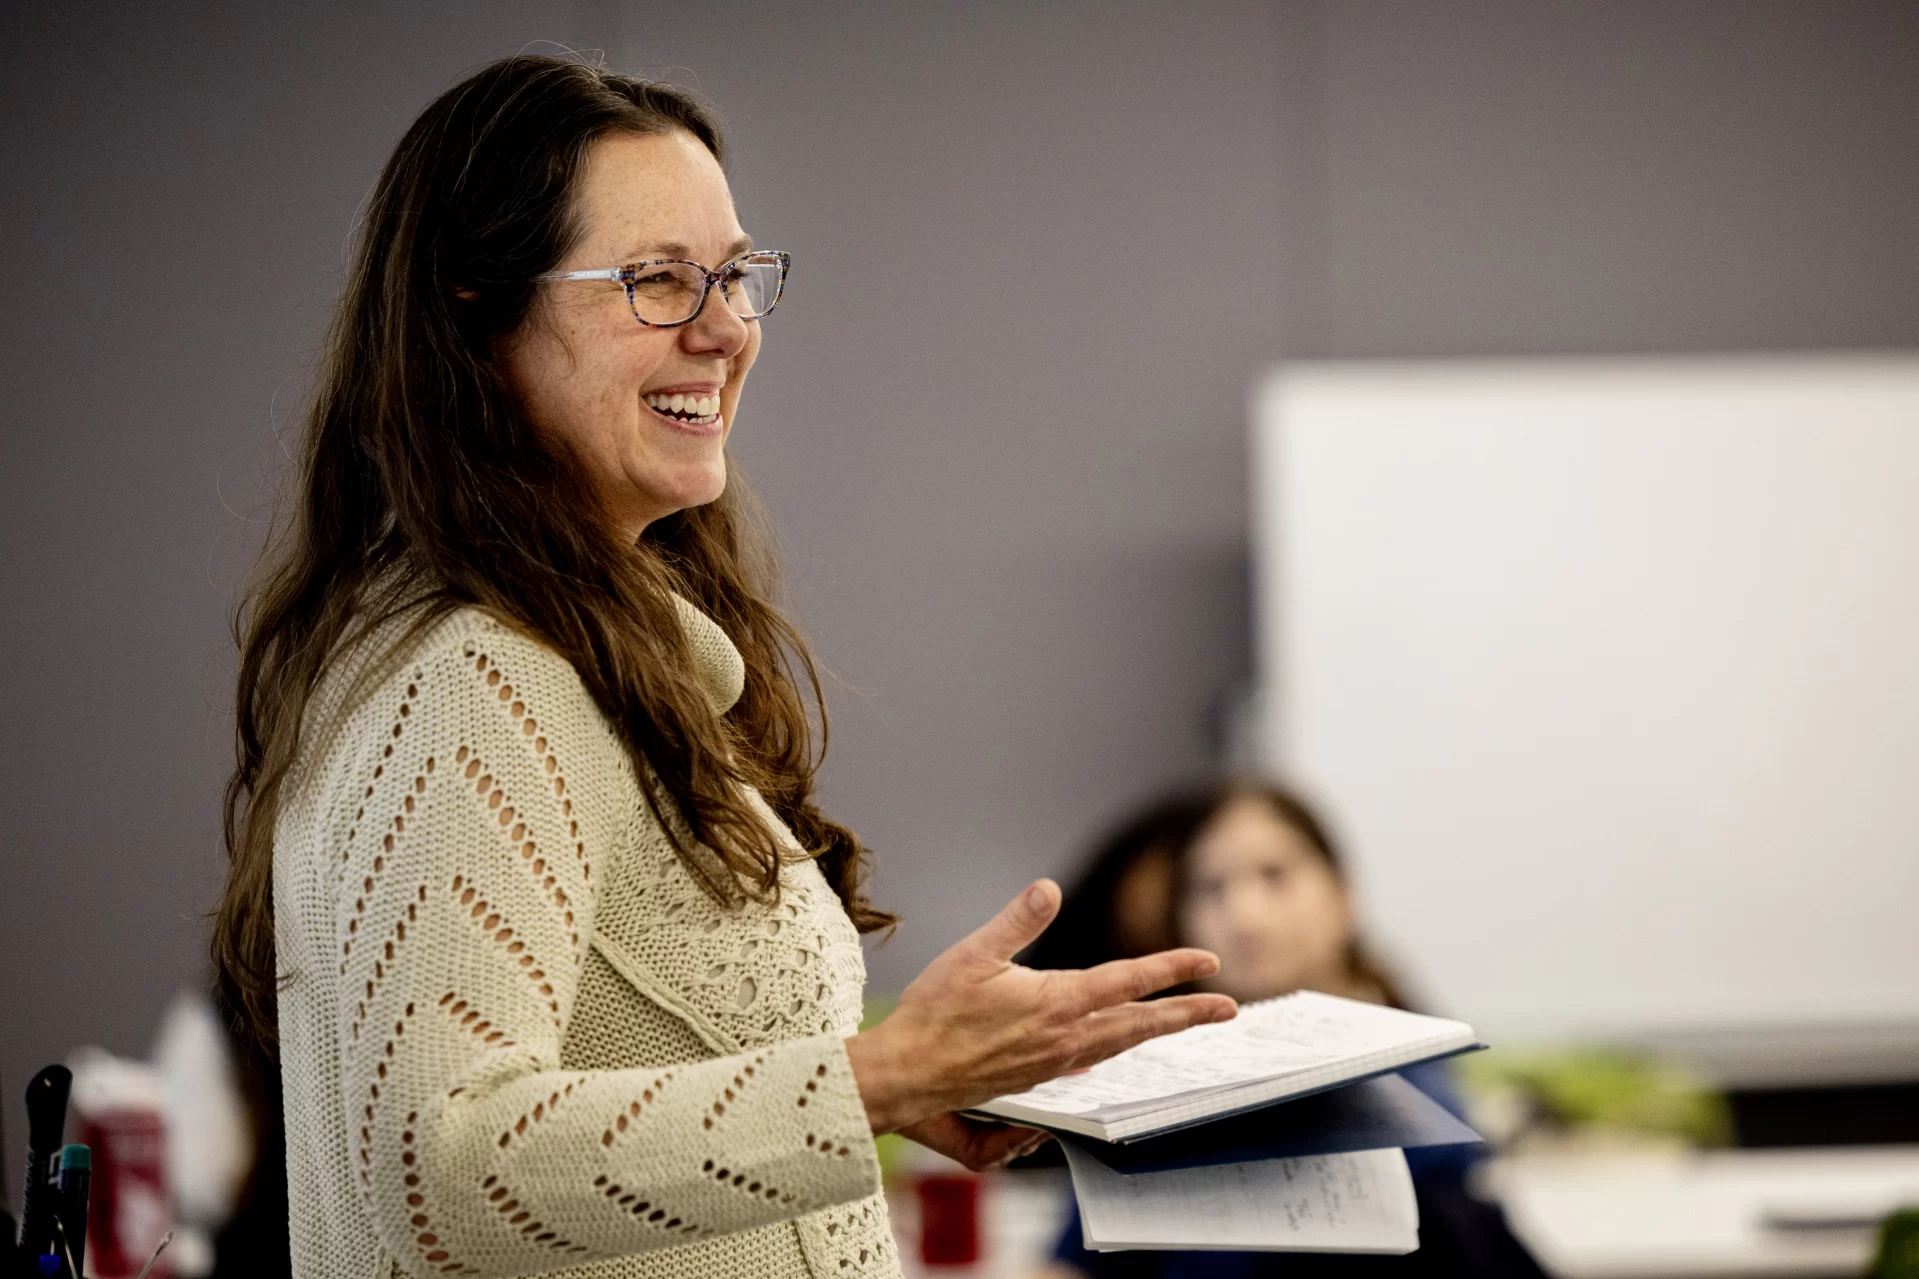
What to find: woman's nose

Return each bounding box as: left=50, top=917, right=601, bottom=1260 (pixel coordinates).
left=681, top=290, right=751, bottom=358
left=1221, top=881, right=1271, bottom=930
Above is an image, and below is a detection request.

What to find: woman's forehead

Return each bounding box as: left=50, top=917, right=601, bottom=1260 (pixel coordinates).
left=573, top=130, right=744, bottom=264
left=1194, top=799, right=1316, bottom=863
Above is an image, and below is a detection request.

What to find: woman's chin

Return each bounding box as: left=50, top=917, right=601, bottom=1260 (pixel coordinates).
left=1220, top=962, right=1309, bottom=1003
left=623, top=458, right=727, bottom=522
left=680, top=463, right=728, bottom=509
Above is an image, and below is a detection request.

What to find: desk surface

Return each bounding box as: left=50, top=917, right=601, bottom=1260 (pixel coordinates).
left=1491, top=1145, right=1919, bottom=1279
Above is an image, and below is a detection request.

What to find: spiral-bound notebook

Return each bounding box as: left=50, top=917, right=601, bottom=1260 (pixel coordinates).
left=972, top=991, right=1481, bottom=1143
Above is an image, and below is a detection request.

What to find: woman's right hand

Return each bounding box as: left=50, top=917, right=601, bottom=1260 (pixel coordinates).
left=844, top=878, right=1237, bottom=1136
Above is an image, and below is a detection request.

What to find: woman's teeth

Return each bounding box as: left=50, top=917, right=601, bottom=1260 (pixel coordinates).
left=644, top=392, right=722, bottom=424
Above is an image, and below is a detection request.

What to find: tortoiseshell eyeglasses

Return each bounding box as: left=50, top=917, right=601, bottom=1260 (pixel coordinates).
left=534, top=250, right=790, bottom=327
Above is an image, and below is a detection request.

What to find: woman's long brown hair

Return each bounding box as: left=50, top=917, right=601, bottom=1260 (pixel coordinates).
left=213, top=55, right=891, bottom=1050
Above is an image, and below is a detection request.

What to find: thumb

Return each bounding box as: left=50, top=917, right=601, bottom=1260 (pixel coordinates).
left=955, top=879, right=1061, bottom=965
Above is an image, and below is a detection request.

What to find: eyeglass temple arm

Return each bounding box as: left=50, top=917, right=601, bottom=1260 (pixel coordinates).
left=532, top=268, right=625, bottom=283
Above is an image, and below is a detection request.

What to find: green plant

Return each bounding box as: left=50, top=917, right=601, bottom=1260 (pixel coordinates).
left=1459, top=1047, right=1733, bottom=1147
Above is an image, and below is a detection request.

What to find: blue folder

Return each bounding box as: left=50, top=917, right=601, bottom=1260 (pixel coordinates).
left=1062, top=1072, right=1482, bottom=1175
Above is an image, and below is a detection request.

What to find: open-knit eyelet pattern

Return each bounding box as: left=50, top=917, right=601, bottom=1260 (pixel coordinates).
left=593, top=1172, right=709, bottom=1240
left=813, top=1198, right=895, bottom=1276
left=274, top=599, right=891, bottom=1279
left=481, top=1170, right=594, bottom=1258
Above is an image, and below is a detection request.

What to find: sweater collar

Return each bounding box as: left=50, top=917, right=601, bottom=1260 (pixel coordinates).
left=670, top=594, right=746, bottom=716
left=367, top=553, right=745, bottom=715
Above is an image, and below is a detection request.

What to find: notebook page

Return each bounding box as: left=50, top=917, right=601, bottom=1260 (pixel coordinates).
left=1063, top=1144, right=1419, bottom=1253
left=994, top=991, right=1470, bottom=1120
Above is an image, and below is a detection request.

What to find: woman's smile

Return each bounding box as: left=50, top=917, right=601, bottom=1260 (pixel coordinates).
left=642, top=382, right=725, bottom=432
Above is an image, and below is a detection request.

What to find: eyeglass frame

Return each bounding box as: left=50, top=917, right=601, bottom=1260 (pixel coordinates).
left=533, top=249, right=790, bottom=328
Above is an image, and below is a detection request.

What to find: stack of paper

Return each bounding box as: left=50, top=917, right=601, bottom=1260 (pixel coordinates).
left=1063, top=1146, right=1420, bottom=1254
left=972, top=991, right=1485, bottom=1253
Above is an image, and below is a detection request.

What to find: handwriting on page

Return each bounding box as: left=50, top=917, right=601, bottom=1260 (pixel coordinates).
left=1063, top=1145, right=1419, bottom=1252
left=1002, top=992, right=1446, bottom=1116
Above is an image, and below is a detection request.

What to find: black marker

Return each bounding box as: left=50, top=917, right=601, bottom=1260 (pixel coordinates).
left=18, top=1067, right=71, bottom=1264
left=1, top=1065, right=16, bottom=1275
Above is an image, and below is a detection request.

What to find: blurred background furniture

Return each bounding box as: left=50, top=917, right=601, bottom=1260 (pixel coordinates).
left=1491, top=1146, right=1919, bottom=1278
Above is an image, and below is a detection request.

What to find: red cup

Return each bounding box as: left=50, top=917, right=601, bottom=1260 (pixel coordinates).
left=75, top=1109, right=173, bottom=1278
left=916, top=1174, right=981, bottom=1267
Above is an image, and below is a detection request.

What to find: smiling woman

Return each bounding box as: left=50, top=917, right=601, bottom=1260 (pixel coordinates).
left=211, top=54, right=1234, bottom=1279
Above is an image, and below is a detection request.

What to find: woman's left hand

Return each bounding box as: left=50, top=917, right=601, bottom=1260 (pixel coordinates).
left=901, top=1112, right=1053, bottom=1172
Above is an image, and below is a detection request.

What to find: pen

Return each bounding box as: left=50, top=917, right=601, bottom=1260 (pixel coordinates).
left=54, top=1146, right=89, bottom=1279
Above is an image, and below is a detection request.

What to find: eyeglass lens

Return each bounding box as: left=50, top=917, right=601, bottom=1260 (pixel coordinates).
left=626, top=253, right=784, bottom=325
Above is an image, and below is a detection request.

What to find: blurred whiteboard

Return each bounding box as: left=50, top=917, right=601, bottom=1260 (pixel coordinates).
left=1253, top=356, right=1919, bottom=1072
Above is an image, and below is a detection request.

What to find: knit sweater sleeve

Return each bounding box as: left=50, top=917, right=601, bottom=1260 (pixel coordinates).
left=333, top=618, right=879, bottom=1277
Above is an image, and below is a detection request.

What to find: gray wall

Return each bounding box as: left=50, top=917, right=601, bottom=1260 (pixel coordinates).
left=1315, top=2, right=1919, bottom=356
left=4, top=0, right=1915, bottom=1187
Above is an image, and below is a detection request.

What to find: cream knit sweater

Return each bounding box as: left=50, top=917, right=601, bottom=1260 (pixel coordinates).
left=274, top=593, right=898, bottom=1278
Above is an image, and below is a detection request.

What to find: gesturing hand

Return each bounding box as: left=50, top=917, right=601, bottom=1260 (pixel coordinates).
left=844, top=879, right=1237, bottom=1136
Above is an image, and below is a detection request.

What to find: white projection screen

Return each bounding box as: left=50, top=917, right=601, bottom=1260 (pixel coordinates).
left=1253, top=356, right=1919, bottom=1082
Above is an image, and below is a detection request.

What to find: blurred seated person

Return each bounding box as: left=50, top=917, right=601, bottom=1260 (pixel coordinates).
left=1023, top=780, right=1545, bottom=1279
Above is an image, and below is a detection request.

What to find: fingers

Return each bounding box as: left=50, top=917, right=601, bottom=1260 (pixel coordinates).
left=902, top=1112, right=1052, bottom=1172
left=955, top=879, right=1062, bottom=965
left=997, top=1127, right=1055, bottom=1167
left=1073, top=947, right=1222, bottom=1012
left=975, top=1123, right=1051, bottom=1170
left=1071, top=993, right=1238, bottom=1067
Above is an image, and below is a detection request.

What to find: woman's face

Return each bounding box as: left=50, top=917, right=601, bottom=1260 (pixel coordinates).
left=500, top=129, right=761, bottom=540
left=1178, top=797, right=1357, bottom=1003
